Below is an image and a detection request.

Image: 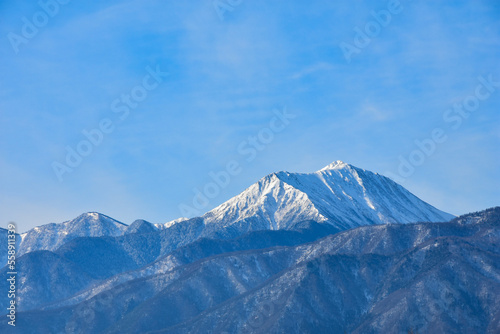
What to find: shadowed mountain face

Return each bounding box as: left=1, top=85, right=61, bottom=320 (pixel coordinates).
left=0, top=221, right=339, bottom=314
left=124, top=219, right=157, bottom=235
left=1, top=207, right=498, bottom=334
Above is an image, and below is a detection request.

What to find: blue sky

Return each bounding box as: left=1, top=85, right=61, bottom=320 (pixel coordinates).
left=1, top=0, right=499, bottom=232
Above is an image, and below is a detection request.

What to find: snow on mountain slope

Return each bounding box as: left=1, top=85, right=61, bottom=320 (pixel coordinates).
left=18, top=212, right=128, bottom=256
left=202, top=172, right=325, bottom=230
left=157, top=217, right=189, bottom=230
left=202, top=160, right=454, bottom=231
left=14, top=161, right=453, bottom=258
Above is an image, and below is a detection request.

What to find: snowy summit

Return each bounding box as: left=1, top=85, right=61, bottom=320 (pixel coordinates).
left=319, top=160, right=350, bottom=171
left=202, top=160, right=454, bottom=232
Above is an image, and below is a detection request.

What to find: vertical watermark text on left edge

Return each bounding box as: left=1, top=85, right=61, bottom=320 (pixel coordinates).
left=6, top=222, right=17, bottom=326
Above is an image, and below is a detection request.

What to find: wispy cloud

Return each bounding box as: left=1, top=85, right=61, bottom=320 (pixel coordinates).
left=289, top=62, right=336, bottom=80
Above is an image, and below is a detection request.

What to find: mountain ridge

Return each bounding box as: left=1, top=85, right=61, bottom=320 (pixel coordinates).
left=16, top=161, right=455, bottom=257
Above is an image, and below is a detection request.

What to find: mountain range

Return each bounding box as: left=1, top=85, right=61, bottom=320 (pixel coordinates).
left=14, top=161, right=453, bottom=257
left=1, top=161, right=497, bottom=333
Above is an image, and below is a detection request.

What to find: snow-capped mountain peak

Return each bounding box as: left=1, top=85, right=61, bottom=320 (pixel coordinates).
left=319, top=160, right=350, bottom=171
left=202, top=161, right=455, bottom=233
left=202, top=172, right=326, bottom=231
left=18, top=212, right=128, bottom=255
left=68, top=212, right=127, bottom=232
